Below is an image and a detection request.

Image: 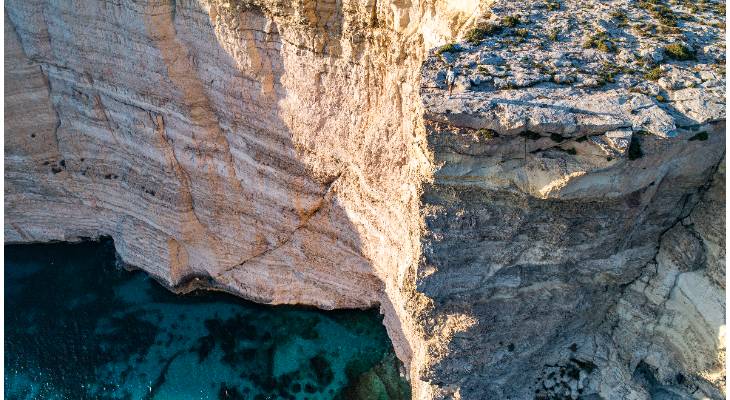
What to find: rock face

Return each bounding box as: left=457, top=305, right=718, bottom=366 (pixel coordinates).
left=611, top=162, right=726, bottom=399
left=4, top=0, right=725, bottom=399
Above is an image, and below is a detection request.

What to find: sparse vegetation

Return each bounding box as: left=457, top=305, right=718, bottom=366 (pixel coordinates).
left=465, top=24, right=502, bottom=45
left=476, top=128, right=498, bottom=140
left=709, top=21, right=725, bottom=29
left=712, top=62, right=725, bottom=76
left=548, top=28, right=560, bottom=41
left=437, top=43, right=460, bottom=55
left=664, top=42, right=695, bottom=60
left=657, top=24, right=682, bottom=34
left=596, top=62, right=632, bottom=85
left=502, top=15, right=521, bottom=27
left=637, top=0, right=678, bottom=26
left=597, top=70, right=616, bottom=85
left=583, top=31, right=616, bottom=53
left=545, top=0, right=560, bottom=11
left=629, top=86, right=646, bottom=95
left=610, top=10, right=629, bottom=27
left=633, top=22, right=658, bottom=37
left=537, top=62, right=556, bottom=75
left=644, top=66, right=663, bottom=80
left=465, top=29, right=485, bottom=45
left=515, top=28, right=529, bottom=38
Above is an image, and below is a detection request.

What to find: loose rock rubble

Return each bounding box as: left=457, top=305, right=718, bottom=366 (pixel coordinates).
left=535, top=358, right=598, bottom=400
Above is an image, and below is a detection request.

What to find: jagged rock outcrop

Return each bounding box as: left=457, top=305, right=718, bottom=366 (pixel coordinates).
left=611, top=162, right=725, bottom=399
left=4, top=0, right=725, bottom=399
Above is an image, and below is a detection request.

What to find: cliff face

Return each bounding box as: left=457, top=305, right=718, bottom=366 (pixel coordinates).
left=4, top=0, right=476, bottom=396
left=4, top=0, right=725, bottom=399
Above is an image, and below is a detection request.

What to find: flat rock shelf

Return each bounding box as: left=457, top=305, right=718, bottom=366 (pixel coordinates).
left=5, top=239, right=410, bottom=400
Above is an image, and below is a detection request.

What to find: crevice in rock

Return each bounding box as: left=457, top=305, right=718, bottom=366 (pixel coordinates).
left=218, top=171, right=344, bottom=277
left=153, top=112, right=204, bottom=228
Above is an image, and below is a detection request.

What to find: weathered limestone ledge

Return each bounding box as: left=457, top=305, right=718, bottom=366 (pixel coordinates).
left=414, top=1, right=725, bottom=397
left=4, top=0, right=725, bottom=399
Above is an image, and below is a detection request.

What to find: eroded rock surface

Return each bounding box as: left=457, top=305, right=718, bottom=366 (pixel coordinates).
left=416, top=1, right=725, bottom=397
left=4, top=0, right=725, bottom=399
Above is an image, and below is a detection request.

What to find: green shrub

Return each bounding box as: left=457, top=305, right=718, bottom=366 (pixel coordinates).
left=548, top=28, right=560, bottom=41
left=657, top=25, right=681, bottom=34
left=596, top=62, right=631, bottom=85
left=644, top=67, right=663, bottom=81
left=633, top=22, right=657, bottom=37
left=515, top=28, right=529, bottom=38
left=437, top=43, right=460, bottom=55
left=583, top=31, right=616, bottom=53
left=502, top=15, right=521, bottom=27
left=653, top=4, right=677, bottom=26
left=550, top=133, right=565, bottom=142
left=637, top=0, right=678, bottom=26
left=465, top=29, right=484, bottom=45
left=566, top=147, right=577, bottom=155
left=464, top=23, right=502, bottom=45
left=610, top=10, right=629, bottom=26
left=476, top=128, right=498, bottom=139
left=664, top=43, right=695, bottom=60
left=546, top=0, right=560, bottom=11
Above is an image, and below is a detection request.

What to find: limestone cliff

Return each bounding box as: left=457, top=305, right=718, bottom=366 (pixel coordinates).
left=4, top=0, right=725, bottom=399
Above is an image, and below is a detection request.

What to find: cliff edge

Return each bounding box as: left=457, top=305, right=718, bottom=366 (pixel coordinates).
left=4, top=0, right=725, bottom=399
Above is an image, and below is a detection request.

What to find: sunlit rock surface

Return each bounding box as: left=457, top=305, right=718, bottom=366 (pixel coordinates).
left=4, top=0, right=725, bottom=399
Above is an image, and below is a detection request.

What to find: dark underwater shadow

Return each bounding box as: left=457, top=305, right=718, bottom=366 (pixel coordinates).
left=5, top=238, right=410, bottom=400
left=3, top=0, right=412, bottom=398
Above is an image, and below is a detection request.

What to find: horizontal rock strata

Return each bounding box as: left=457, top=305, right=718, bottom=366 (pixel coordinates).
left=5, top=0, right=726, bottom=399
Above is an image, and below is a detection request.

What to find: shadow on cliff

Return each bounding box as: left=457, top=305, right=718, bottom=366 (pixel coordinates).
left=163, top=0, right=417, bottom=380
left=4, top=0, right=411, bottom=390
left=416, top=127, right=726, bottom=398
left=137, top=0, right=392, bottom=309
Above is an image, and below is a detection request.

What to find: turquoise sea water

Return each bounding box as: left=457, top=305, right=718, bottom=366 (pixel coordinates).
left=5, top=239, right=410, bottom=400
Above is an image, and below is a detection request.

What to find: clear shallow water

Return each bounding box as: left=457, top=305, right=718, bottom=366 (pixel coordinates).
left=5, top=239, right=410, bottom=400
